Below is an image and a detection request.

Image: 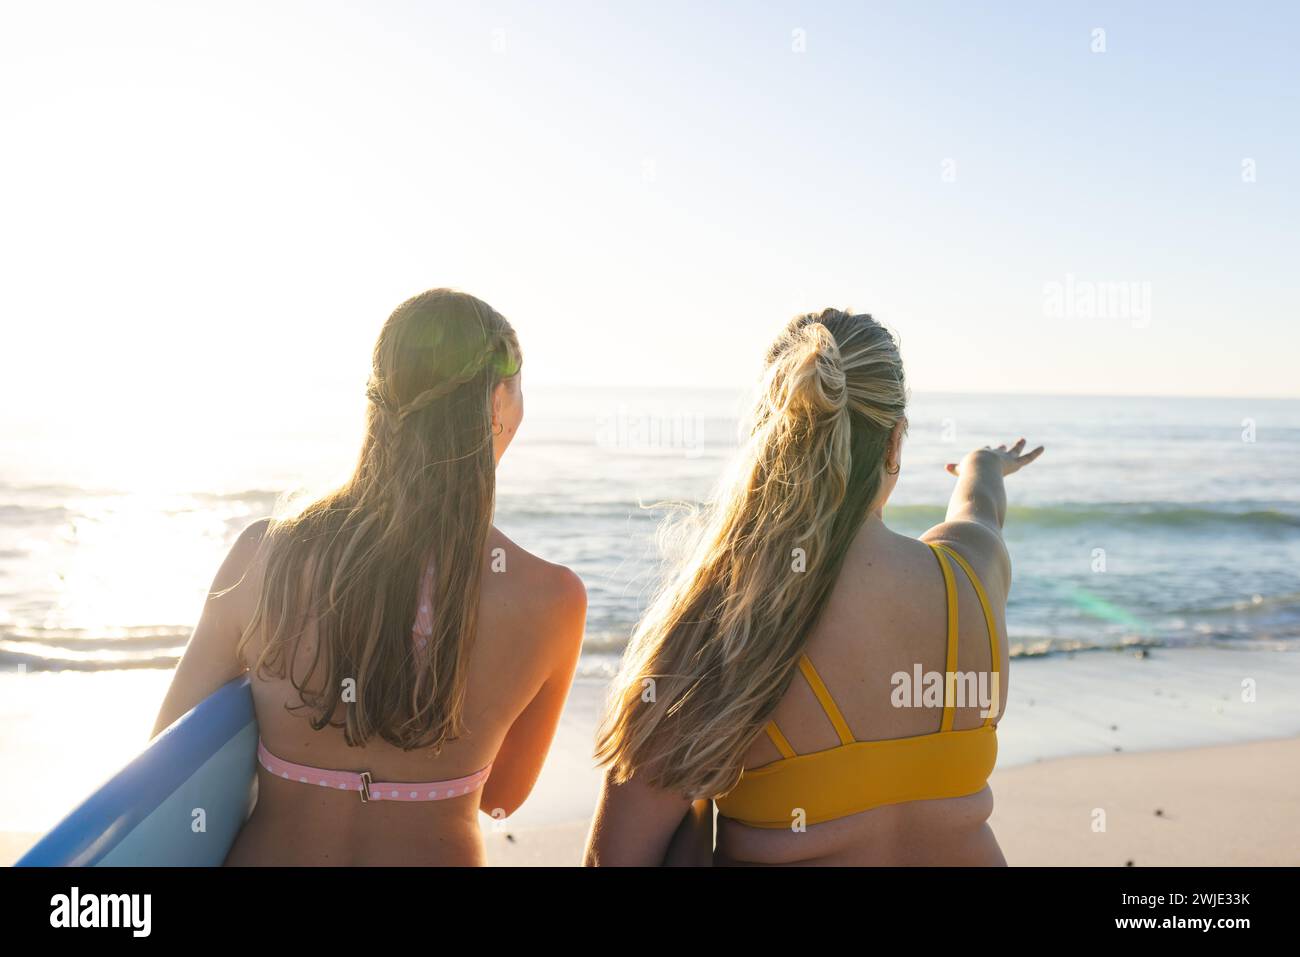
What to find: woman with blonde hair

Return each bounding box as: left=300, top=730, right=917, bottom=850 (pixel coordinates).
left=154, top=289, right=586, bottom=866
left=585, top=308, right=1041, bottom=866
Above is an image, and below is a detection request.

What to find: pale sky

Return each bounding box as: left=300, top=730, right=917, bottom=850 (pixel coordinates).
left=1, top=0, right=1297, bottom=453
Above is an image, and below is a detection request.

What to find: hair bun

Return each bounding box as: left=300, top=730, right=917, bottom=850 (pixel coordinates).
left=782, top=322, right=847, bottom=417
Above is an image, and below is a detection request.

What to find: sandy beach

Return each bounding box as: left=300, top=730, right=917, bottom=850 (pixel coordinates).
left=483, top=736, right=1300, bottom=867
left=482, top=650, right=1300, bottom=866
left=3, top=644, right=1299, bottom=867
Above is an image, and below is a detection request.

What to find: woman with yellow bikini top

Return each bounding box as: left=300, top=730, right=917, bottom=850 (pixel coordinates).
left=585, top=308, right=1043, bottom=866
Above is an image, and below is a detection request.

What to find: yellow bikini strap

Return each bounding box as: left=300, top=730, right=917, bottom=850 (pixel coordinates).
left=797, top=654, right=855, bottom=745
left=764, top=721, right=796, bottom=759
left=928, top=542, right=960, bottom=732
left=934, top=543, right=1002, bottom=726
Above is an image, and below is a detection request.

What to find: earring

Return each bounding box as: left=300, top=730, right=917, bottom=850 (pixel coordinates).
left=492, top=421, right=503, bottom=436
left=885, top=461, right=900, bottom=475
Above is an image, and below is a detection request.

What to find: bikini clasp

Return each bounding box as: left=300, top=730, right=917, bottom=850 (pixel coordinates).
left=359, top=771, right=373, bottom=804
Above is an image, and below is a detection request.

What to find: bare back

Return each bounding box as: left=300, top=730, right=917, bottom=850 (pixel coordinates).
left=715, top=516, right=1010, bottom=866
left=156, top=521, right=585, bottom=866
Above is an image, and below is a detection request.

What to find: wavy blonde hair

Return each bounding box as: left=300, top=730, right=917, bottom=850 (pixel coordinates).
left=594, top=309, right=906, bottom=797
left=238, top=289, right=521, bottom=751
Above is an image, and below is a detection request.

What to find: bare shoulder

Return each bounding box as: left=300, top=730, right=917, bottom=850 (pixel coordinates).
left=213, top=519, right=273, bottom=595
left=203, top=518, right=274, bottom=628
left=485, top=528, right=587, bottom=628
left=919, top=519, right=1011, bottom=600
left=232, top=517, right=273, bottom=559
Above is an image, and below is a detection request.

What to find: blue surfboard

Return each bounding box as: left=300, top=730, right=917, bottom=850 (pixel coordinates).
left=16, top=676, right=257, bottom=866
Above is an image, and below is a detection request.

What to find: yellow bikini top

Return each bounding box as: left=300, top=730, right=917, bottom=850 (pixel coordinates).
left=715, top=541, right=1002, bottom=829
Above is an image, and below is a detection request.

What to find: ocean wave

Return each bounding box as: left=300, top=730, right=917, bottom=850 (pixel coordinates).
left=0, top=503, right=73, bottom=525
left=496, top=500, right=671, bottom=521
left=502, top=500, right=1300, bottom=530
left=1176, top=591, right=1300, bottom=617
left=1008, top=634, right=1300, bottom=658
left=0, top=625, right=191, bottom=671
left=0, top=481, right=94, bottom=497
left=7, top=627, right=1296, bottom=674
left=886, top=502, right=1300, bottom=531
left=1, top=627, right=191, bottom=652
left=0, top=648, right=181, bottom=672
left=192, top=489, right=285, bottom=504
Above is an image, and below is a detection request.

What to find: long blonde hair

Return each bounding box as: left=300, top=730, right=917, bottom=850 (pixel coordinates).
left=239, top=289, right=521, bottom=751
left=594, top=309, right=906, bottom=797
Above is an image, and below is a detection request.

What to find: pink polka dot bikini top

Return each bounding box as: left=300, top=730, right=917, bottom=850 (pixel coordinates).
left=256, top=560, right=494, bottom=804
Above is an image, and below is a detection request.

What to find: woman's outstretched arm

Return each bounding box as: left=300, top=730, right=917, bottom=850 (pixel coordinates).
left=945, top=438, right=1043, bottom=524
left=922, top=438, right=1044, bottom=597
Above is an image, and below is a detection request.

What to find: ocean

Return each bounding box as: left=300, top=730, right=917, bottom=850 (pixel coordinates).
left=2, top=388, right=1299, bottom=679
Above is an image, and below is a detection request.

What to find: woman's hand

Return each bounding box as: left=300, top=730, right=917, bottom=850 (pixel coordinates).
left=945, top=438, right=1044, bottom=477
left=930, top=439, right=1041, bottom=587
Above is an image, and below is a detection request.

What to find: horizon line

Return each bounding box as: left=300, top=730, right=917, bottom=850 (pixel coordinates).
left=521, top=381, right=1300, bottom=403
